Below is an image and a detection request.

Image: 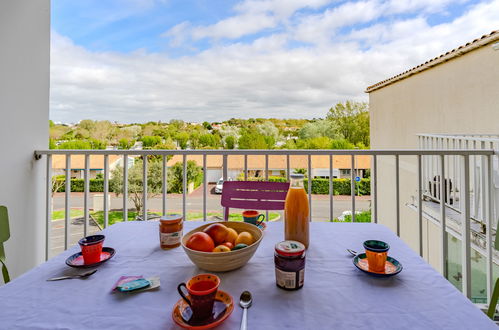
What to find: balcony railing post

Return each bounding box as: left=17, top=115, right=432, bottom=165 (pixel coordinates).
left=286, top=154, right=290, bottom=182
left=162, top=155, right=167, bottom=216
left=103, top=154, right=109, bottom=228
left=123, top=155, right=128, bottom=221
left=461, top=154, right=471, bottom=299
left=417, top=155, right=423, bottom=257
left=143, top=155, right=148, bottom=221
left=486, top=154, right=493, bottom=304
left=203, top=154, right=207, bottom=221
left=308, top=154, right=312, bottom=222
left=84, top=155, right=89, bottom=237
left=244, top=154, right=248, bottom=180
left=64, top=154, right=71, bottom=250
left=265, top=154, right=269, bottom=221
left=223, top=154, right=228, bottom=220
left=350, top=155, right=355, bottom=222
left=372, top=155, right=377, bottom=224
left=329, top=155, right=333, bottom=222
left=45, top=155, right=52, bottom=261
left=183, top=154, right=187, bottom=221
left=440, top=155, right=447, bottom=277
left=395, top=155, right=400, bottom=236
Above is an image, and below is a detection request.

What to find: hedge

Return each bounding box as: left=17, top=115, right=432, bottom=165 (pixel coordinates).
left=55, top=176, right=370, bottom=195
left=304, top=178, right=370, bottom=195
left=238, top=176, right=370, bottom=195
left=54, top=179, right=104, bottom=192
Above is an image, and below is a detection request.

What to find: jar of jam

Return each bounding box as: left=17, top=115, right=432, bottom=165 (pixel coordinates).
left=274, top=240, right=306, bottom=290
left=159, top=214, right=183, bottom=249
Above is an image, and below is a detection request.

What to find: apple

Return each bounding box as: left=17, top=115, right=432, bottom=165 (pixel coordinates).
left=203, top=223, right=229, bottom=245
left=185, top=232, right=215, bottom=252
left=222, top=242, right=234, bottom=250
left=213, top=245, right=231, bottom=253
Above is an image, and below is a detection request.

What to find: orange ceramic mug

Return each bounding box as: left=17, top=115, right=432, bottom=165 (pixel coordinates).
left=177, top=274, right=220, bottom=321
left=363, top=240, right=390, bottom=272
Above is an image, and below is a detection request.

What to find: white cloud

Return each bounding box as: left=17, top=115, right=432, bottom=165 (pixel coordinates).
left=162, top=0, right=333, bottom=42
left=51, top=0, right=499, bottom=123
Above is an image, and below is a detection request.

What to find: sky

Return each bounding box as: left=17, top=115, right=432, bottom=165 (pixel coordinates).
left=50, top=0, right=499, bottom=123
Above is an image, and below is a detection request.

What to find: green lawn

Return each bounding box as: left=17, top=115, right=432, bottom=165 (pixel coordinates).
left=51, top=209, right=84, bottom=220
left=52, top=210, right=280, bottom=227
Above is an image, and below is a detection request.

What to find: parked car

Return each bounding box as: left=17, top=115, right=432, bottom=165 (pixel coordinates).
left=214, top=177, right=231, bottom=194
left=215, top=178, right=224, bottom=194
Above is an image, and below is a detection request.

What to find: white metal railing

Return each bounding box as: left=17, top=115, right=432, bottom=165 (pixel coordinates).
left=418, top=134, right=499, bottom=224
left=34, top=148, right=496, bottom=305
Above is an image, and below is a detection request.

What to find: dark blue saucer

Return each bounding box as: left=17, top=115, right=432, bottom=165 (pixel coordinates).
left=353, top=253, right=402, bottom=278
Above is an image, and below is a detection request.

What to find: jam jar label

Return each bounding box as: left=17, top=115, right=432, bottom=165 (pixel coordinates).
left=160, top=231, right=182, bottom=246
left=275, top=268, right=304, bottom=289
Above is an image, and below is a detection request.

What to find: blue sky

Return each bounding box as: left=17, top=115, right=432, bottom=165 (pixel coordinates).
left=50, top=0, right=499, bottom=123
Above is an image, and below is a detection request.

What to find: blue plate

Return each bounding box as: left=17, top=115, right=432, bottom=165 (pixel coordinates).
left=353, top=253, right=403, bottom=278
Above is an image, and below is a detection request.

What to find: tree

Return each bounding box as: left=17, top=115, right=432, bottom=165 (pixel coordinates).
left=175, top=132, right=189, bottom=149
left=225, top=135, right=235, bottom=149
left=238, top=131, right=269, bottom=149
left=110, top=158, right=163, bottom=214
left=58, top=140, right=92, bottom=149
left=199, top=133, right=220, bottom=148
left=301, top=136, right=333, bottom=149
left=202, top=121, right=212, bottom=130
left=118, top=138, right=133, bottom=150
left=49, top=138, right=57, bottom=149
left=326, top=101, right=369, bottom=146
left=168, top=161, right=203, bottom=193
left=256, top=121, right=279, bottom=140
left=141, top=136, right=162, bottom=148
left=330, top=139, right=355, bottom=149
left=298, top=120, right=340, bottom=140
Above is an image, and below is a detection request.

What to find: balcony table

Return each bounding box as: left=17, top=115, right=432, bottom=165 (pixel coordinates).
left=0, top=221, right=495, bottom=329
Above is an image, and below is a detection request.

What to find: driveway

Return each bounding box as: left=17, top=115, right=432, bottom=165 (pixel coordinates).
left=52, top=184, right=371, bottom=221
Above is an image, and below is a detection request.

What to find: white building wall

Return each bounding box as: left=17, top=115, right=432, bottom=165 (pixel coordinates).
left=0, top=1, right=50, bottom=280
left=369, top=40, right=499, bottom=272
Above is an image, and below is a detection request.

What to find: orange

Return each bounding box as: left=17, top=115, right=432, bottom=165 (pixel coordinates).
left=225, top=228, right=238, bottom=245
left=186, top=232, right=215, bottom=252
left=235, top=231, right=253, bottom=246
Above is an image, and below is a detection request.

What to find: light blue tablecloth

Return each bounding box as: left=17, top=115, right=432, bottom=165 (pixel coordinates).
left=0, top=221, right=495, bottom=329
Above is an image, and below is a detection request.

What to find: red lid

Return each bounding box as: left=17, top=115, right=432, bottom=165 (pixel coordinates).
left=160, top=214, right=183, bottom=224
left=275, top=240, right=305, bottom=257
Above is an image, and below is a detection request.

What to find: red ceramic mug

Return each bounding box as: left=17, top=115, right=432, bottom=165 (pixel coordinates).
left=78, top=235, right=105, bottom=265
left=177, top=274, right=220, bottom=321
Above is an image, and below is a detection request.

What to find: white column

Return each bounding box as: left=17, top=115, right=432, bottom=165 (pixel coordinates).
left=0, top=0, right=50, bottom=279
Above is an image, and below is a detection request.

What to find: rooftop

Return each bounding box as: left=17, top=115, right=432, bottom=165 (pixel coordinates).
left=366, top=30, right=499, bottom=93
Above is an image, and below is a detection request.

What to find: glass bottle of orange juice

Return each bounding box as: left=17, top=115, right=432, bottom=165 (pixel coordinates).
left=285, top=174, right=309, bottom=248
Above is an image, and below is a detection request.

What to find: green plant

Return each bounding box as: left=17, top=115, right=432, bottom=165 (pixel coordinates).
left=332, top=210, right=371, bottom=223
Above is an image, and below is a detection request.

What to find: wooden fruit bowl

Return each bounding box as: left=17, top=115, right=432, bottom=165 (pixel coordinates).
left=181, top=221, right=264, bottom=272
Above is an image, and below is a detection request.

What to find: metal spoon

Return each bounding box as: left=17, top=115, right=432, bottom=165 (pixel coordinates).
left=239, top=290, right=252, bottom=330
left=347, top=249, right=358, bottom=257
left=47, top=269, right=97, bottom=281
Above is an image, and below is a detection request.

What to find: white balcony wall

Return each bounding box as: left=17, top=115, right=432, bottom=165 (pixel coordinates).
left=0, top=0, right=50, bottom=280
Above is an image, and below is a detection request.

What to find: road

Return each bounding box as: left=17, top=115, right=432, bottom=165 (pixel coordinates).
left=53, top=184, right=371, bottom=221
